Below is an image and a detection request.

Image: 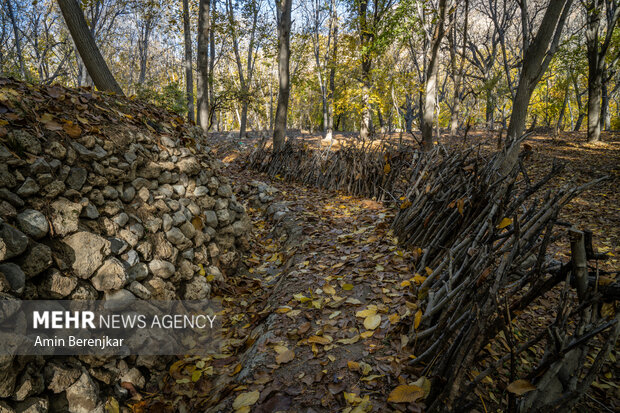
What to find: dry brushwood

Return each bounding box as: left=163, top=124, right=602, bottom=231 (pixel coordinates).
left=391, top=145, right=617, bottom=411
left=248, top=139, right=415, bottom=200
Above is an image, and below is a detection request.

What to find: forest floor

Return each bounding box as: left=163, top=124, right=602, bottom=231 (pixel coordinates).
left=144, top=130, right=619, bottom=413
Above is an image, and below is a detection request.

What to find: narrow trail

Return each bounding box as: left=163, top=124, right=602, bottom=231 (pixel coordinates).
left=154, top=148, right=425, bottom=412
left=146, top=137, right=618, bottom=413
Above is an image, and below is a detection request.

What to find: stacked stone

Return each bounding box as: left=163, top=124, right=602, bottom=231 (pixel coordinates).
left=0, top=125, right=250, bottom=412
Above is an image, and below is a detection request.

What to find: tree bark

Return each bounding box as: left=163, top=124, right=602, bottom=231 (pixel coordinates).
left=273, top=0, right=293, bottom=151
left=421, top=0, right=449, bottom=150
left=584, top=0, right=619, bottom=142
left=197, top=0, right=211, bottom=129
left=449, top=0, right=469, bottom=137
left=183, top=0, right=194, bottom=122
left=496, top=0, right=572, bottom=175
left=325, top=1, right=338, bottom=142
left=57, top=0, right=123, bottom=95
left=4, top=0, right=27, bottom=80
left=208, top=0, right=217, bottom=129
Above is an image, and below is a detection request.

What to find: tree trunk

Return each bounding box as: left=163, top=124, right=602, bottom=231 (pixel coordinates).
left=325, top=5, right=337, bottom=142
left=584, top=0, right=619, bottom=142
left=4, top=0, right=27, bottom=80
left=197, top=0, right=211, bottom=129
left=496, top=0, right=572, bottom=175
left=404, top=94, right=414, bottom=133
left=586, top=58, right=602, bottom=142
left=600, top=69, right=610, bottom=131
left=208, top=0, right=216, bottom=130
left=273, top=0, right=292, bottom=151
left=183, top=0, right=195, bottom=122
left=57, top=0, right=123, bottom=95
left=421, top=0, right=448, bottom=150
left=449, top=0, right=469, bottom=137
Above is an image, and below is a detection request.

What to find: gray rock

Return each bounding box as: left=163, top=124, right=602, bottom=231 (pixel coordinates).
left=172, top=210, right=187, bottom=225
left=44, top=362, right=80, bottom=393
left=0, top=200, right=17, bottom=219
left=124, top=151, right=137, bottom=163
left=62, top=232, right=110, bottom=279
left=0, top=263, right=25, bottom=294
left=11, top=130, right=41, bottom=155
left=166, top=227, right=188, bottom=246
left=172, top=184, right=185, bottom=196
left=0, top=163, right=16, bottom=188
left=120, top=186, right=135, bottom=202
left=216, top=208, right=230, bottom=226
left=207, top=265, right=224, bottom=282
left=177, top=158, right=200, bottom=175
left=215, top=198, right=228, bottom=210
left=50, top=198, right=82, bottom=237
left=16, top=178, right=39, bottom=198
left=144, top=218, right=162, bottom=233
left=91, top=258, right=127, bottom=291
left=128, top=262, right=148, bottom=281
left=217, top=184, right=233, bottom=198
left=39, top=268, right=77, bottom=298
left=124, top=249, right=140, bottom=267
left=0, top=223, right=28, bottom=260
left=65, top=167, right=87, bottom=190
left=112, top=212, right=129, bottom=227
left=127, top=281, right=151, bottom=299
left=194, top=186, right=208, bottom=197
left=80, top=203, right=99, bottom=219
left=69, top=283, right=98, bottom=300
left=17, top=209, right=49, bottom=239
left=148, top=259, right=175, bottom=279
left=103, top=289, right=136, bottom=311
left=0, top=188, right=24, bottom=208
left=17, top=243, right=53, bottom=277
left=204, top=211, right=218, bottom=228
left=184, top=275, right=211, bottom=300
left=30, top=158, right=50, bottom=175
left=65, top=371, right=99, bottom=413
left=46, top=141, right=66, bottom=159
left=108, top=237, right=128, bottom=255
left=102, top=186, right=118, bottom=199
left=179, top=221, right=196, bottom=239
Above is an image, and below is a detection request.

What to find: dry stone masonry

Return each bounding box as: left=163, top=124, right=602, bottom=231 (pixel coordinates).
left=0, top=83, right=250, bottom=412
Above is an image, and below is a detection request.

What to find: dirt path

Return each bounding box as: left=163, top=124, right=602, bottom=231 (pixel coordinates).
left=138, top=154, right=426, bottom=412
left=135, top=134, right=618, bottom=413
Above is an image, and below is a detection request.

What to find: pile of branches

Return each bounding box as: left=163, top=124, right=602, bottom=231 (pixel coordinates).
left=248, top=139, right=416, bottom=200
left=392, top=147, right=618, bottom=411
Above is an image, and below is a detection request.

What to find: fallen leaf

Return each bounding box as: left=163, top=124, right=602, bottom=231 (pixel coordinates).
left=363, top=314, right=381, bottom=330
left=308, top=335, right=332, bottom=345
left=232, top=391, right=260, bottom=410
left=506, top=379, right=536, bottom=396
left=497, top=217, right=513, bottom=229
left=276, top=349, right=295, bottom=364
left=414, top=310, right=422, bottom=329
left=388, top=385, right=424, bottom=403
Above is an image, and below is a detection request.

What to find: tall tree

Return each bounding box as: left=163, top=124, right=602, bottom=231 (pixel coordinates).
left=4, top=0, right=27, bottom=80
left=183, top=0, right=194, bottom=122
left=496, top=0, right=573, bottom=175
left=583, top=0, right=619, bottom=142
left=197, top=0, right=211, bottom=128
left=226, top=0, right=260, bottom=138
left=273, top=0, right=293, bottom=151
left=449, top=0, right=469, bottom=137
left=421, top=0, right=450, bottom=150
left=57, top=0, right=123, bottom=94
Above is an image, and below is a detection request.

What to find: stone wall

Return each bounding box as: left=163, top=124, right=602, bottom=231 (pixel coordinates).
left=0, top=85, right=250, bottom=412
